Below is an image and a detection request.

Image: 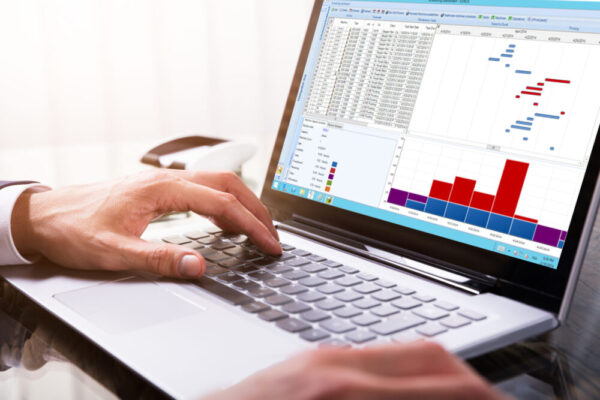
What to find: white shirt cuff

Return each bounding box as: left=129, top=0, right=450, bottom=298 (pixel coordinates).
left=0, top=184, right=49, bottom=265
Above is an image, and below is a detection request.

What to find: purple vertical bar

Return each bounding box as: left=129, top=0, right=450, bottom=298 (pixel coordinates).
left=388, top=189, right=409, bottom=207
left=533, top=225, right=561, bottom=247
left=408, top=193, right=428, bottom=204
left=560, top=231, right=567, bottom=241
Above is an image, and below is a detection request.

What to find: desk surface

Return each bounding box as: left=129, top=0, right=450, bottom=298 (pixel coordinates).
left=1, top=214, right=599, bottom=399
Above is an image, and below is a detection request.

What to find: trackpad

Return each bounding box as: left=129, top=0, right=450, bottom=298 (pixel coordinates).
left=54, top=277, right=204, bottom=334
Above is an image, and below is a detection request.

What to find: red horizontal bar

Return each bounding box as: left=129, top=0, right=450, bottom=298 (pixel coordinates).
left=449, top=177, right=477, bottom=206
left=546, top=78, right=571, bottom=84
left=526, top=86, right=543, bottom=91
left=429, top=180, right=453, bottom=201
left=470, top=191, right=495, bottom=212
left=522, top=91, right=542, bottom=96
left=515, top=215, right=538, bottom=224
left=537, top=83, right=545, bottom=86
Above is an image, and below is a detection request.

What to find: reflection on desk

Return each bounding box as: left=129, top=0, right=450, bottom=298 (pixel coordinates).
left=1, top=215, right=600, bottom=399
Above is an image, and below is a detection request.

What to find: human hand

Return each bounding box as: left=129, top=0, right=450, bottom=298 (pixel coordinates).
left=11, top=170, right=281, bottom=278
left=204, top=341, right=509, bottom=400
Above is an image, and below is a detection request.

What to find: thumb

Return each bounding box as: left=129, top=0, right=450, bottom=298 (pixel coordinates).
left=118, top=236, right=206, bottom=278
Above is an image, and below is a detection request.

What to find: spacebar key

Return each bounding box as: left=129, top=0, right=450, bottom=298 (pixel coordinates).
left=193, top=277, right=253, bottom=305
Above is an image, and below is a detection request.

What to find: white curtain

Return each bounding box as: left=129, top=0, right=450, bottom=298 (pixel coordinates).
left=0, top=0, right=314, bottom=188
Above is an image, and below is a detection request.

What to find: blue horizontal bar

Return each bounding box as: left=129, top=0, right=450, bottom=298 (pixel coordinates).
left=465, top=208, right=490, bottom=228
left=487, top=213, right=512, bottom=234
left=488, top=57, right=500, bottom=61
left=506, top=49, right=515, bottom=53
left=516, top=120, right=533, bottom=126
left=509, top=44, right=516, bottom=48
left=515, top=70, right=532, bottom=74
left=406, top=200, right=426, bottom=212
left=425, top=198, right=447, bottom=217
left=501, top=54, right=513, bottom=58
left=535, top=113, right=560, bottom=119
left=511, top=125, right=532, bottom=131
left=510, top=219, right=536, bottom=240
left=527, top=117, right=534, bottom=121
left=445, top=203, right=468, bottom=223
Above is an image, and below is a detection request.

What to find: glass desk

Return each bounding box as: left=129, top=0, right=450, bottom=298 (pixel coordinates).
left=2, top=215, right=599, bottom=399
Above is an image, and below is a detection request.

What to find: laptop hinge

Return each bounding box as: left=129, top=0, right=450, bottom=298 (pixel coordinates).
left=278, top=216, right=497, bottom=295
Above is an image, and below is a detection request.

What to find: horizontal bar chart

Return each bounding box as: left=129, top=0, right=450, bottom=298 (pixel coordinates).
left=387, top=159, right=567, bottom=248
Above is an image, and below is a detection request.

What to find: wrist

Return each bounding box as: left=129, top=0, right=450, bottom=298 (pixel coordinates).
left=11, top=188, right=48, bottom=258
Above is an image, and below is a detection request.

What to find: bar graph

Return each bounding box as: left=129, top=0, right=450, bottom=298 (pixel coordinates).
left=386, top=159, right=566, bottom=248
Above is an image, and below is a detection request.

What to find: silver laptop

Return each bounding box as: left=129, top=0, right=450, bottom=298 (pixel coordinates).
left=4, top=0, right=600, bottom=398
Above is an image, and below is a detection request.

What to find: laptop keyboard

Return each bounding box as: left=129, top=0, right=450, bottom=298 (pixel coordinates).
left=163, top=230, right=488, bottom=347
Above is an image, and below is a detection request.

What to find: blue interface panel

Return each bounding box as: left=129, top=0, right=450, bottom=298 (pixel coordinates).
left=272, top=0, right=600, bottom=269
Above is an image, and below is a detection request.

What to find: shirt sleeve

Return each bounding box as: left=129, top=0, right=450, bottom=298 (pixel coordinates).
left=0, top=183, right=49, bottom=265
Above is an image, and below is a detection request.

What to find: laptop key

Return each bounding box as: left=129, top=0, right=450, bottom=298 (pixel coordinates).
left=413, top=294, right=436, bottom=303
left=335, top=276, right=362, bottom=287
left=391, top=331, right=424, bottom=343
left=434, top=301, right=459, bottom=311
left=413, top=307, right=449, bottom=321
left=353, top=283, right=382, bottom=295
left=371, top=304, right=399, bottom=317
left=299, top=276, right=327, bottom=287
left=351, top=314, right=381, bottom=327
left=298, top=291, right=326, bottom=303
left=212, top=241, right=236, bottom=251
left=375, top=280, right=396, bottom=289
left=416, top=323, right=448, bottom=337
left=276, top=318, right=311, bottom=333
left=393, top=286, right=416, bottom=295
left=301, top=309, right=330, bottom=323
left=267, top=263, right=293, bottom=274
left=334, top=306, right=362, bottom=319
left=205, top=265, right=229, bottom=276
left=318, top=269, right=344, bottom=280
left=193, top=277, right=253, bottom=305
left=370, top=314, right=425, bottom=335
left=249, top=286, right=276, bottom=298
left=316, top=298, right=344, bottom=311
left=233, top=279, right=260, bottom=291
left=339, top=266, right=359, bottom=274
left=372, top=290, right=401, bottom=302
left=237, top=264, right=259, bottom=274
left=205, top=227, right=222, bottom=234
left=265, top=277, right=291, bottom=288
left=274, top=253, right=295, bottom=261
left=322, top=260, right=342, bottom=268
left=218, top=272, right=244, bottom=283
left=248, top=271, right=276, bottom=282
left=300, top=329, right=330, bottom=342
left=282, top=302, right=311, bottom=314
left=287, top=258, right=311, bottom=267
left=282, top=270, right=310, bottom=281
left=392, top=297, right=422, bottom=310
left=292, top=249, right=311, bottom=257
left=280, top=284, right=308, bottom=295
left=162, top=235, right=192, bottom=245
left=205, top=252, right=232, bottom=263
left=334, top=291, right=363, bottom=302
left=318, top=284, right=345, bottom=295
left=229, top=234, right=248, bottom=244
left=242, top=302, right=270, bottom=313
left=258, top=309, right=288, bottom=322
left=237, top=251, right=264, bottom=261
left=353, top=298, right=381, bottom=310
left=440, top=315, right=471, bottom=329
left=302, top=263, right=327, bottom=273
left=345, top=330, right=377, bottom=344
left=280, top=243, right=295, bottom=251
left=307, top=254, right=326, bottom=262
left=198, top=247, right=217, bottom=257
left=458, top=309, right=487, bottom=321
left=198, top=236, right=219, bottom=245
left=357, top=273, right=378, bottom=282
left=320, top=318, right=356, bottom=334
left=218, top=258, right=246, bottom=269
left=183, top=231, right=210, bottom=240
left=266, top=294, right=293, bottom=306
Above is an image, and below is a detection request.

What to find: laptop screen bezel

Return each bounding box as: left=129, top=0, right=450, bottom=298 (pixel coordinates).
left=260, top=0, right=600, bottom=312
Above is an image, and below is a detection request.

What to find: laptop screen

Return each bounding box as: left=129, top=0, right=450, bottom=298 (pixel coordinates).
left=270, top=0, right=600, bottom=270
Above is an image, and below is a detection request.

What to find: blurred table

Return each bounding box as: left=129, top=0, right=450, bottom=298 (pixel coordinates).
left=1, top=195, right=599, bottom=400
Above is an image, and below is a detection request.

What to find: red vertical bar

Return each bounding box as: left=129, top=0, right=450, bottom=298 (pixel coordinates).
left=449, top=177, right=477, bottom=206
left=429, top=180, right=453, bottom=201
left=470, top=192, right=495, bottom=212
left=492, top=160, right=529, bottom=217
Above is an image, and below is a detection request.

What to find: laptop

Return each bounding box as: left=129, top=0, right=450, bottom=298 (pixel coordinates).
left=3, top=0, right=600, bottom=398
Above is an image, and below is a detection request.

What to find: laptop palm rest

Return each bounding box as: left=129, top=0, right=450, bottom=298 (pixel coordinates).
left=53, top=277, right=204, bottom=334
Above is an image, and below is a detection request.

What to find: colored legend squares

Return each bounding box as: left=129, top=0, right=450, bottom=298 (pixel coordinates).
left=325, top=161, right=338, bottom=193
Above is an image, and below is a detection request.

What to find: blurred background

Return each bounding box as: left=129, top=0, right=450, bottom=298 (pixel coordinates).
left=0, top=0, right=314, bottom=189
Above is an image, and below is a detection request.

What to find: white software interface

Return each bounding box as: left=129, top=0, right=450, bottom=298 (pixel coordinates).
left=272, top=0, right=600, bottom=269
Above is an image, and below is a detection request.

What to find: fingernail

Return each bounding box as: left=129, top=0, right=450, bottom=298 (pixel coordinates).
left=269, top=237, right=282, bottom=254
left=178, top=255, right=204, bottom=278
